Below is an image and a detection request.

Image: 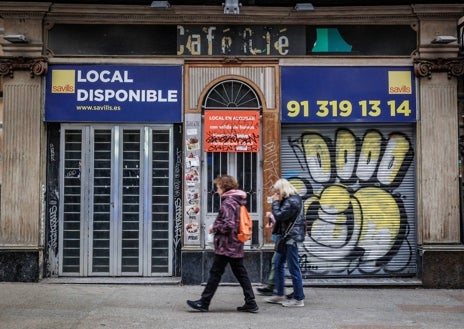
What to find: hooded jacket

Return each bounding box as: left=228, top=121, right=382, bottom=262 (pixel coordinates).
left=271, top=194, right=306, bottom=243
left=212, top=189, right=247, bottom=258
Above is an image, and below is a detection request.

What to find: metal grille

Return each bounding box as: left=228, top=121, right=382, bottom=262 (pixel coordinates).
left=121, top=130, right=141, bottom=273
left=204, top=151, right=260, bottom=246
left=91, top=129, right=112, bottom=273
left=237, top=152, right=258, bottom=213
left=206, top=152, right=259, bottom=213
left=60, top=125, right=173, bottom=276
left=151, top=130, right=171, bottom=273
left=205, top=152, right=228, bottom=213
left=203, top=80, right=261, bottom=110
left=61, top=130, right=83, bottom=273
left=281, top=124, right=416, bottom=277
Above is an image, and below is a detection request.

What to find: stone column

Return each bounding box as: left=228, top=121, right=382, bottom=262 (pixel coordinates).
left=0, top=2, right=49, bottom=281
left=413, top=4, right=464, bottom=287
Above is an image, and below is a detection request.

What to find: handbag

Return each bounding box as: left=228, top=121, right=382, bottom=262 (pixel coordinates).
left=274, top=218, right=297, bottom=254
left=206, top=232, right=215, bottom=248
left=274, top=235, right=287, bottom=253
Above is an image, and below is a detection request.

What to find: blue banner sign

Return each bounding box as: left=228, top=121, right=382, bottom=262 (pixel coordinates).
left=281, top=66, right=416, bottom=123
left=45, top=65, right=182, bottom=122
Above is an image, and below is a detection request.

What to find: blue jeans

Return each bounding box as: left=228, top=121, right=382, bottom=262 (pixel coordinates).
left=274, top=241, right=305, bottom=301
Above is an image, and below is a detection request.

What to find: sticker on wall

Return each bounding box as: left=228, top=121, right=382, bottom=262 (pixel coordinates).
left=185, top=221, right=200, bottom=241
left=186, top=136, right=200, bottom=151
left=187, top=187, right=200, bottom=205
left=185, top=168, right=199, bottom=186
left=186, top=152, right=200, bottom=169
left=186, top=205, right=200, bottom=217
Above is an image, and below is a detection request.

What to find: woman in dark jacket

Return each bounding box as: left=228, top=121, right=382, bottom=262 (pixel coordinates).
left=187, top=175, right=258, bottom=313
left=265, top=178, right=306, bottom=307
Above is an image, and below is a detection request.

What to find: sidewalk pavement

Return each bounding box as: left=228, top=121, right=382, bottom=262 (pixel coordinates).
left=0, top=282, right=463, bottom=329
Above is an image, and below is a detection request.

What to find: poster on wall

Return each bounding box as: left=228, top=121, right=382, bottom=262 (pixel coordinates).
left=184, top=113, right=201, bottom=245
left=281, top=66, right=416, bottom=123
left=45, top=65, right=182, bottom=123
left=204, top=110, right=260, bottom=152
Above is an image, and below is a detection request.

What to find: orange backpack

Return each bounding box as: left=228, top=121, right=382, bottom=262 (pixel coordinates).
left=237, top=205, right=252, bottom=243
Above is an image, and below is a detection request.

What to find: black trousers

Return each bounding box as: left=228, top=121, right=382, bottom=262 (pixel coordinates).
left=201, top=254, right=255, bottom=306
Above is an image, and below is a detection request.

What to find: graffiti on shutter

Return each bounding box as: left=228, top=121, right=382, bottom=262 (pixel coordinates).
left=281, top=124, right=416, bottom=277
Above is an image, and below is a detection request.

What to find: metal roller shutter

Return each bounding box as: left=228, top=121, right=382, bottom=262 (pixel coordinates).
left=281, top=124, right=416, bottom=278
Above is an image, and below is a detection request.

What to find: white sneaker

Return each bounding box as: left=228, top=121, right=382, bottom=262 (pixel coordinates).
left=264, top=295, right=285, bottom=304
left=282, top=299, right=304, bottom=307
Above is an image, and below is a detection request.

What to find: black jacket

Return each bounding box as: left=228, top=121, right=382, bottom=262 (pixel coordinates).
left=271, top=194, right=306, bottom=243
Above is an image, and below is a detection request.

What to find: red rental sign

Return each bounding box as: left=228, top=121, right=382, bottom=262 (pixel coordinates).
left=204, top=110, right=260, bottom=152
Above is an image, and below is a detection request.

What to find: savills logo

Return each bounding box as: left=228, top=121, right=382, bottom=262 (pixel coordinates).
left=51, top=70, right=75, bottom=93
left=388, top=71, right=412, bottom=94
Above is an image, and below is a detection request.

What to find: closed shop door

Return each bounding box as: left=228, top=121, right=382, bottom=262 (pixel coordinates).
left=281, top=124, right=417, bottom=277
left=59, top=125, right=173, bottom=276
left=201, top=80, right=263, bottom=247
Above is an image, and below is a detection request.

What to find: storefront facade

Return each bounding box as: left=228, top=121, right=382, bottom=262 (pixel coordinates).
left=0, top=1, right=463, bottom=287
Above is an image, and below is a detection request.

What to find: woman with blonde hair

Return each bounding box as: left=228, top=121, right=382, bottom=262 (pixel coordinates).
left=265, top=178, right=306, bottom=307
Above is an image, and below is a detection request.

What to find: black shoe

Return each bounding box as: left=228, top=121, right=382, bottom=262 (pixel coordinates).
left=237, top=303, right=259, bottom=313
left=186, top=299, right=208, bottom=312
left=257, top=286, right=273, bottom=296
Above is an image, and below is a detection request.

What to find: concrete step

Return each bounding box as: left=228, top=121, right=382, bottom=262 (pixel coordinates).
left=41, top=277, right=182, bottom=285
left=301, top=277, right=422, bottom=287
left=41, top=276, right=422, bottom=287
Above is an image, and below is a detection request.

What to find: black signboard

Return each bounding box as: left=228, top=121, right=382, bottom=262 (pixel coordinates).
left=177, top=25, right=306, bottom=56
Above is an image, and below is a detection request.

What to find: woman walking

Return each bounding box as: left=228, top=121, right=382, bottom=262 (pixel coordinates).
left=186, top=174, right=258, bottom=313
left=265, top=178, right=306, bottom=307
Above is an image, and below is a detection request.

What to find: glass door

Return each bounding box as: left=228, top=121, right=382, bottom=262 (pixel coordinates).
left=59, top=125, right=172, bottom=276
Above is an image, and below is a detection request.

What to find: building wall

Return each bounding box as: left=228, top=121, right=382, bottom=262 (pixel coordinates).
left=0, top=2, right=463, bottom=286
